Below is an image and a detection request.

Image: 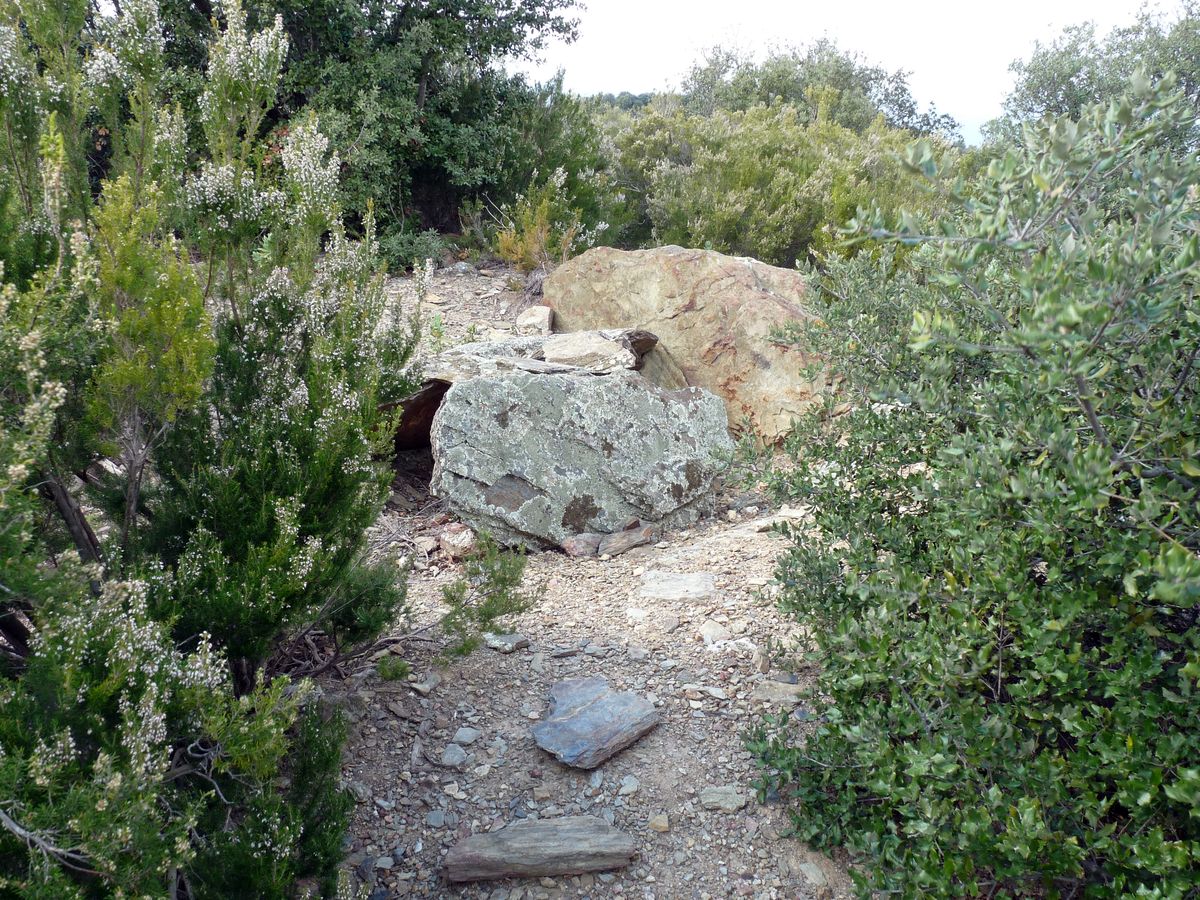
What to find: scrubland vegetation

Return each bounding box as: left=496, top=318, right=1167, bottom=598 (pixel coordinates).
left=1, top=0, right=1198, bottom=896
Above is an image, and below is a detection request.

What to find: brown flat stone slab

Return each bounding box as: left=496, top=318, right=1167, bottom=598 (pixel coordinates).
left=444, top=816, right=637, bottom=882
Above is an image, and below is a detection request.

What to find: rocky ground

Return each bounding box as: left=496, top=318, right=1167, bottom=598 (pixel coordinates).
left=323, top=265, right=854, bottom=899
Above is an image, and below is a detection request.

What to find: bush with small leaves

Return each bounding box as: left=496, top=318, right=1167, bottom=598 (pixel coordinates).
left=440, top=535, right=534, bottom=659
left=751, top=77, right=1200, bottom=896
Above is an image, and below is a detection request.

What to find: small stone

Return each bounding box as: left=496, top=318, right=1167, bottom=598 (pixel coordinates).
left=454, top=727, right=482, bottom=746
left=627, top=646, right=649, bottom=662
left=411, top=671, right=442, bottom=697
left=698, top=619, right=732, bottom=645
left=618, top=775, right=640, bottom=796
left=648, top=814, right=670, bottom=833
left=442, top=743, right=469, bottom=768
left=699, top=785, right=748, bottom=813
left=484, top=633, right=530, bottom=654
left=443, top=816, right=637, bottom=882
left=532, top=677, right=659, bottom=769
left=751, top=647, right=770, bottom=674
left=597, top=524, right=656, bottom=557
left=640, top=571, right=717, bottom=601
left=516, top=305, right=555, bottom=335
left=438, top=522, right=478, bottom=559
left=751, top=680, right=805, bottom=706
left=561, top=533, right=603, bottom=558
left=427, top=809, right=447, bottom=828
left=799, top=862, right=828, bottom=886
left=345, top=780, right=371, bottom=803
left=374, top=857, right=394, bottom=870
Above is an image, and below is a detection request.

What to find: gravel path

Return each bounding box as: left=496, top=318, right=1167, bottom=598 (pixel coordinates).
left=326, top=264, right=854, bottom=899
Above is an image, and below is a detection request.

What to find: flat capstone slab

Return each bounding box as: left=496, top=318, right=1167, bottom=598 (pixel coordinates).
left=532, top=676, right=660, bottom=769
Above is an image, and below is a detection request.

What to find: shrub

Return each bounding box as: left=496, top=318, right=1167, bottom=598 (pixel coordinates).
left=613, top=103, right=953, bottom=267
left=376, top=656, right=411, bottom=681
left=682, top=40, right=960, bottom=138
left=378, top=227, right=447, bottom=271
left=159, top=0, right=583, bottom=252
left=440, top=535, right=534, bottom=658
left=0, top=1, right=419, bottom=895
left=494, top=167, right=599, bottom=271
left=988, top=3, right=1200, bottom=145
left=751, top=77, right=1200, bottom=896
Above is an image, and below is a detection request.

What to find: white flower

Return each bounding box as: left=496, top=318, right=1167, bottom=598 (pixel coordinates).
left=282, top=116, right=340, bottom=230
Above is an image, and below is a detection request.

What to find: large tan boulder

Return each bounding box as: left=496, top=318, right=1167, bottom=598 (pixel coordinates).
left=544, top=246, right=823, bottom=439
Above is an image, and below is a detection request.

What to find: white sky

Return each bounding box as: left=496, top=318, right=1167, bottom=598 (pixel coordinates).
left=510, top=0, right=1184, bottom=143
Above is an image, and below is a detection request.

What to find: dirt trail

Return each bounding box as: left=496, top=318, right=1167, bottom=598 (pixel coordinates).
left=327, top=266, right=853, bottom=899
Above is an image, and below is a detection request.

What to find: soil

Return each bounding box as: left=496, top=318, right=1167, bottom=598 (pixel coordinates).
left=325, top=264, right=855, bottom=899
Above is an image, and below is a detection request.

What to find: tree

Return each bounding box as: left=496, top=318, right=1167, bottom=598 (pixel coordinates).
left=986, top=2, right=1200, bottom=144
left=153, top=0, right=582, bottom=263
left=681, top=40, right=960, bottom=139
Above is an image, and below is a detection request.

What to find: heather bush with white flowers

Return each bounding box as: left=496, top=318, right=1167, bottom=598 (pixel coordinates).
left=0, top=0, right=419, bottom=895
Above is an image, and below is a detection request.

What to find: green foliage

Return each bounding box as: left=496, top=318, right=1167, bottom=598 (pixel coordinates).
left=378, top=228, right=447, bottom=272
left=988, top=2, right=1200, bottom=145
left=753, top=78, right=1200, bottom=896
left=288, top=709, right=354, bottom=887
left=158, top=0, right=583, bottom=257
left=376, top=655, right=411, bottom=681
left=440, top=535, right=534, bottom=658
left=612, top=103, right=953, bottom=267
left=150, top=223, right=416, bottom=673
left=0, top=183, right=55, bottom=291
left=88, top=175, right=215, bottom=559
left=494, top=167, right=598, bottom=271
left=682, top=40, right=959, bottom=138
left=0, top=1, right=421, bottom=895
left=0, top=576, right=305, bottom=899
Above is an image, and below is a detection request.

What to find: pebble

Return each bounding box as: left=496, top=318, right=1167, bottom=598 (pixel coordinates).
left=618, top=775, right=640, bottom=796
left=410, top=672, right=441, bottom=696
left=441, top=743, right=469, bottom=767
left=698, top=619, right=732, bottom=644
left=484, top=632, right=531, bottom=653
left=453, top=726, right=481, bottom=745
left=699, top=785, right=748, bottom=813
left=648, top=814, right=670, bottom=833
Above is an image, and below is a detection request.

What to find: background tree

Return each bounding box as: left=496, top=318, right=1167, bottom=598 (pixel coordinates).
left=681, top=40, right=960, bottom=139
left=986, top=2, right=1200, bottom=144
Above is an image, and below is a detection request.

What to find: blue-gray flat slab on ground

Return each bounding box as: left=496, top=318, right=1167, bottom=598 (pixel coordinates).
left=532, top=676, right=660, bottom=769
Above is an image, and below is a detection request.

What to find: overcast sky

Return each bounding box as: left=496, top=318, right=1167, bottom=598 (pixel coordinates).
left=509, top=0, right=1184, bottom=143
